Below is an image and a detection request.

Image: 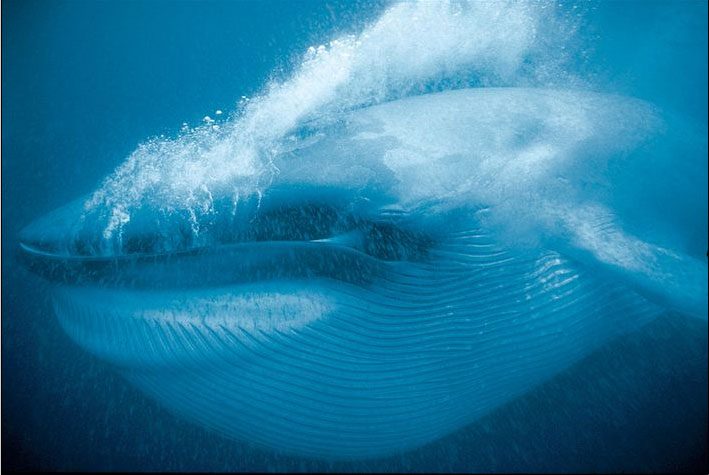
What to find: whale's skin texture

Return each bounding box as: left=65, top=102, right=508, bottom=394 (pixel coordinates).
left=19, top=88, right=707, bottom=459
left=48, top=242, right=660, bottom=459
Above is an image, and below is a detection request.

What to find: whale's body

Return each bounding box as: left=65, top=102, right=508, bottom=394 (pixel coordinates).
left=19, top=88, right=707, bottom=458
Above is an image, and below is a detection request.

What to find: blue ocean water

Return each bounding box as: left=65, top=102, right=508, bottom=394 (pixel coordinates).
left=2, top=0, right=707, bottom=472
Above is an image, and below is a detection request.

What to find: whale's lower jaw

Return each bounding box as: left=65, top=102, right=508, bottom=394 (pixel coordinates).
left=47, top=229, right=661, bottom=460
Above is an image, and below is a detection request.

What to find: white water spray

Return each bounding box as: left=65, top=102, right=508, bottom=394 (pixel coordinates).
left=85, top=0, right=581, bottom=240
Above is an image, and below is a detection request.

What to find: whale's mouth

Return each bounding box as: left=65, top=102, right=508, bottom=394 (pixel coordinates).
left=18, top=190, right=433, bottom=290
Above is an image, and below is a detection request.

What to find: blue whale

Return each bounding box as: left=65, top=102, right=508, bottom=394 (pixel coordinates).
left=19, top=88, right=708, bottom=459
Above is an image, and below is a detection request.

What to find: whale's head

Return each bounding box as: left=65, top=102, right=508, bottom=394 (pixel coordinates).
left=18, top=88, right=707, bottom=459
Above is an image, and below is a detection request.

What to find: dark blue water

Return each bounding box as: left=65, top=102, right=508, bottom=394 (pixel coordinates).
left=2, top=0, right=707, bottom=472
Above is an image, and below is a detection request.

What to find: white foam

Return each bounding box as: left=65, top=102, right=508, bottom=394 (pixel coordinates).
left=84, top=0, right=580, bottom=241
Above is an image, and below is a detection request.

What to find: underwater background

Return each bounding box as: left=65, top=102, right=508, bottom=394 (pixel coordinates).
left=2, top=0, right=707, bottom=472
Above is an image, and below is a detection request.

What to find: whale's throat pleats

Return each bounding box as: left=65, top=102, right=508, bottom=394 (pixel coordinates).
left=51, top=219, right=660, bottom=459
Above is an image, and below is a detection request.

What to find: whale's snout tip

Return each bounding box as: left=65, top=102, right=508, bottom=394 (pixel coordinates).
left=19, top=198, right=89, bottom=258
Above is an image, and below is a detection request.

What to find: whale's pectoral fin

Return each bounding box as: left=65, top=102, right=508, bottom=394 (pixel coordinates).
left=553, top=203, right=708, bottom=320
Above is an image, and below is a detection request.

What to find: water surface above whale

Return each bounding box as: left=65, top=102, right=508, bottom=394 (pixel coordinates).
left=19, top=86, right=707, bottom=458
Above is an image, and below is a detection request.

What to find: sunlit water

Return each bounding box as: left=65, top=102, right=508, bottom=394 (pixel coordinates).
left=2, top=0, right=707, bottom=472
